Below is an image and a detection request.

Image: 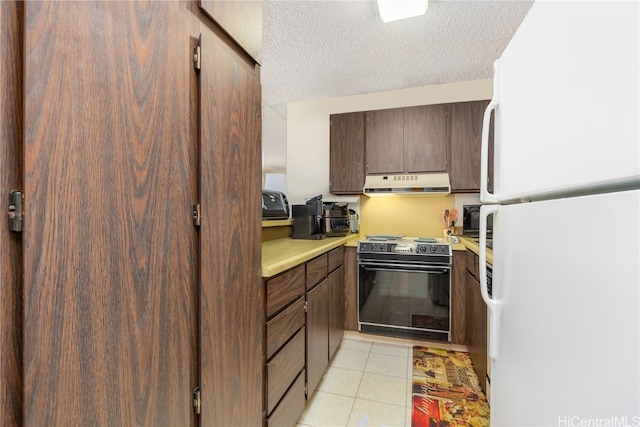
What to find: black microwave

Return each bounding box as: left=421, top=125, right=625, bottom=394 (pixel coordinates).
left=463, top=205, right=493, bottom=237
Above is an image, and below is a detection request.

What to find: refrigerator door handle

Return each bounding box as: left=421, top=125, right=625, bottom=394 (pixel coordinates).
left=480, top=204, right=500, bottom=360
left=481, top=60, right=500, bottom=204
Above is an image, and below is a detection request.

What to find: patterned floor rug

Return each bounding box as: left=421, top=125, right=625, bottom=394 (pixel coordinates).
left=412, top=347, right=490, bottom=427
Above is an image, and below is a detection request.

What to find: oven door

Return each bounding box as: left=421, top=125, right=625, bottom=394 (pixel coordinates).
left=358, top=260, right=451, bottom=341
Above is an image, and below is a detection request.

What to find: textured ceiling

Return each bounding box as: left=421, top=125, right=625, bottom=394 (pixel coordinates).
left=261, top=0, right=534, bottom=172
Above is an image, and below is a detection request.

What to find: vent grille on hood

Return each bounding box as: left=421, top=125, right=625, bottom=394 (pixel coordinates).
left=363, top=173, right=451, bottom=196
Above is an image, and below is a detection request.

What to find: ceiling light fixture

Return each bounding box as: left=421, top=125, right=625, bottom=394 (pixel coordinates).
left=377, top=0, right=428, bottom=23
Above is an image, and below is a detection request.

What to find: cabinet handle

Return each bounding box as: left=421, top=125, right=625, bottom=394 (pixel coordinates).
left=481, top=61, right=500, bottom=204
left=479, top=205, right=500, bottom=360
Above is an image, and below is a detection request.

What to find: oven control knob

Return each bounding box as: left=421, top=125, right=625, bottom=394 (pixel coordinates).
left=378, top=244, right=386, bottom=252
left=430, top=245, right=437, bottom=253
left=417, top=245, right=427, bottom=254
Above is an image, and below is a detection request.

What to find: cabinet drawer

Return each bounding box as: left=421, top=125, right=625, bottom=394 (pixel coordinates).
left=266, top=265, right=305, bottom=318
left=306, top=254, right=328, bottom=290
left=267, top=327, right=305, bottom=414
left=328, top=246, right=344, bottom=273
left=267, top=297, right=305, bottom=359
left=267, top=370, right=306, bottom=427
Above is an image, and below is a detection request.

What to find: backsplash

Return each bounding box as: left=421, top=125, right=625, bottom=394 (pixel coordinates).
left=359, top=193, right=481, bottom=238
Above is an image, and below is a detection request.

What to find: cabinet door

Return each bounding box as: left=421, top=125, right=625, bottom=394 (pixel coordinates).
left=199, top=0, right=262, bottom=63
left=450, top=100, right=489, bottom=192
left=22, top=2, right=200, bottom=425
left=465, top=271, right=487, bottom=392
left=366, top=109, right=403, bottom=174
left=330, top=112, right=365, bottom=194
left=343, top=247, right=358, bottom=331
left=1, top=1, right=22, bottom=424
left=328, top=265, right=345, bottom=359
left=199, top=25, right=263, bottom=426
left=404, top=104, right=448, bottom=173
left=450, top=252, right=467, bottom=344
left=306, top=278, right=329, bottom=398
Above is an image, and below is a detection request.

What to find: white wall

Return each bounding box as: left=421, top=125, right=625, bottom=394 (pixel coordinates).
left=286, top=79, right=492, bottom=205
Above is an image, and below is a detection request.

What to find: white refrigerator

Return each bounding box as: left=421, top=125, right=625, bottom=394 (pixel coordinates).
left=478, top=1, right=639, bottom=426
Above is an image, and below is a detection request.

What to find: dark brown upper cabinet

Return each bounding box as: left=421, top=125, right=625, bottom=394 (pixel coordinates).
left=365, top=106, right=448, bottom=175
left=449, top=100, right=490, bottom=192
left=404, top=104, right=448, bottom=173
left=329, top=112, right=366, bottom=194
left=199, top=0, right=263, bottom=64
left=366, top=109, right=404, bottom=174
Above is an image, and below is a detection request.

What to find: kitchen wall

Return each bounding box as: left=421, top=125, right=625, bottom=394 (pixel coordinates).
left=286, top=79, right=492, bottom=204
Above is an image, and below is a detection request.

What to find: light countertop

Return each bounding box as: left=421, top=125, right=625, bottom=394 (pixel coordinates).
left=262, top=234, right=360, bottom=277
left=457, top=236, right=493, bottom=266
left=262, top=233, right=491, bottom=278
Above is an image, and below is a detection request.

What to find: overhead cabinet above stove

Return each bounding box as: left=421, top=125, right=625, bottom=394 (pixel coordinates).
left=366, top=105, right=448, bottom=175
left=329, top=100, right=491, bottom=194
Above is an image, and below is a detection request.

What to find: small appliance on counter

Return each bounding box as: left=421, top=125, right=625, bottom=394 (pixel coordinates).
left=262, top=190, right=290, bottom=220
left=292, top=195, right=326, bottom=240
left=462, top=205, right=493, bottom=237
left=322, top=202, right=350, bottom=237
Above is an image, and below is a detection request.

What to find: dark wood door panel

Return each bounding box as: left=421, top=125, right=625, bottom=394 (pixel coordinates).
left=450, top=101, right=489, bottom=192
left=23, top=2, right=199, bottom=425
left=366, top=109, right=403, bottom=174
left=404, top=104, right=448, bottom=173
left=1, top=1, right=24, bottom=425
left=343, top=247, right=358, bottom=331
left=451, top=252, right=466, bottom=344
left=329, top=112, right=365, bottom=194
left=199, top=26, right=263, bottom=427
left=328, top=266, right=345, bottom=359
left=306, top=279, right=329, bottom=398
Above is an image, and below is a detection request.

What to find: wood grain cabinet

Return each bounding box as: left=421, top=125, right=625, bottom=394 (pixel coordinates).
left=449, top=100, right=490, bottom=192
left=450, top=251, right=467, bottom=345
left=264, top=266, right=306, bottom=426
left=366, top=109, right=404, bottom=174
left=306, top=278, right=330, bottom=399
left=262, top=245, right=345, bottom=426
left=465, top=250, right=488, bottom=392
left=2, top=2, right=263, bottom=426
left=306, top=246, right=344, bottom=399
left=329, top=112, right=366, bottom=194
left=365, top=105, right=448, bottom=176
left=403, top=104, right=448, bottom=173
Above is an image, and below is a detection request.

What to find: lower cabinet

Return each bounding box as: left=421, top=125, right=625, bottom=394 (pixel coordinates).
left=328, top=265, right=345, bottom=358
left=306, top=278, right=329, bottom=397
left=465, top=250, right=488, bottom=393
left=263, top=245, right=345, bottom=426
left=450, top=251, right=467, bottom=344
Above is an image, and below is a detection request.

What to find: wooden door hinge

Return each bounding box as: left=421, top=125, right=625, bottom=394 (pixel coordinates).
left=193, top=203, right=201, bottom=227
left=193, top=45, right=201, bottom=71
left=193, top=387, right=201, bottom=415
left=8, top=190, right=23, bottom=232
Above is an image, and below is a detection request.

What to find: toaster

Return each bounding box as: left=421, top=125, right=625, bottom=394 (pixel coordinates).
left=262, top=190, right=290, bottom=220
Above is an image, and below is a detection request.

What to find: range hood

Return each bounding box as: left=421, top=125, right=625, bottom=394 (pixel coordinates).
left=363, top=173, right=451, bottom=196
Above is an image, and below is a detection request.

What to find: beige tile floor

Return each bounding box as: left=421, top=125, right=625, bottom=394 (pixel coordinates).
left=296, top=332, right=467, bottom=427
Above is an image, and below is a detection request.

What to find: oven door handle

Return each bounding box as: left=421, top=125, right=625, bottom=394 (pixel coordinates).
left=359, top=263, right=450, bottom=274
